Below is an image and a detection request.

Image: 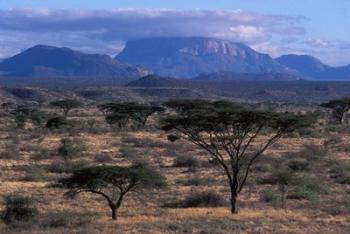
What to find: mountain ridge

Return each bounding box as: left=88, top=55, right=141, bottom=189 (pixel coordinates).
left=0, top=45, right=149, bottom=79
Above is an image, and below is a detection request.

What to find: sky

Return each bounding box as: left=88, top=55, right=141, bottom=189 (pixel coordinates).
left=0, top=0, right=349, bottom=66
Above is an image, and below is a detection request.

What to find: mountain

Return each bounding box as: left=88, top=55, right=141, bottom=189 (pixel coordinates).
left=0, top=45, right=149, bottom=78
left=276, top=54, right=330, bottom=78
left=194, top=71, right=302, bottom=81
left=117, top=37, right=294, bottom=78
left=276, top=54, right=350, bottom=80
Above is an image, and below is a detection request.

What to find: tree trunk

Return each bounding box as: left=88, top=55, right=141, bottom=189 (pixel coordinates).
left=230, top=190, right=239, bottom=214
left=111, top=206, right=118, bottom=220
left=281, top=185, right=286, bottom=209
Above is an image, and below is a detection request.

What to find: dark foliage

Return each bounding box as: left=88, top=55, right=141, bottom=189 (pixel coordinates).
left=59, top=164, right=166, bottom=220
left=2, top=195, right=38, bottom=224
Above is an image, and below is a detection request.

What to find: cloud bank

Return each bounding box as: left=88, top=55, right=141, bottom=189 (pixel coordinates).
left=0, top=8, right=348, bottom=65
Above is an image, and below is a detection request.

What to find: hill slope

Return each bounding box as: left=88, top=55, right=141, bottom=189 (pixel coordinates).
left=0, top=45, right=149, bottom=79
left=276, top=54, right=350, bottom=80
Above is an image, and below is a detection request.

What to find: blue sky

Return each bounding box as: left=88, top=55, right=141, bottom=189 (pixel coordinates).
left=0, top=0, right=350, bottom=66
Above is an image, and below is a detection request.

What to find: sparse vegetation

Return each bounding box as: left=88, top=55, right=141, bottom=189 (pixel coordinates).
left=58, top=138, right=87, bottom=161
left=0, top=97, right=348, bottom=233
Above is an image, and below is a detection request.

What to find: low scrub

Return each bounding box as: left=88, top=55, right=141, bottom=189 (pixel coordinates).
left=329, top=160, right=350, bottom=184
left=173, top=155, right=200, bottom=168
left=164, top=191, right=225, bottom=208
left=58, top=138, right=87, bottom=161
left=23, top=166, right=48, bottom=182
left=1, top=195, right=38, bottom=225
left=260, top=189, right=278, bottom=205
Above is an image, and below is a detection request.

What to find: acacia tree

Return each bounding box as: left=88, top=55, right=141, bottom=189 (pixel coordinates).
left=320, top=98, right=350, bottom=124
left=11, top=106, right=45, bottom=128
left=162, top=100, right=308, bottom=214
left=271, top=168, right=293, bottom=209
left=1, top=102, right=16, bottom=114
left=50, top=99, right=83, bottom=118
left=59, top=164, right=166, bottom=220
left=98, top=102, right=164, bottom=128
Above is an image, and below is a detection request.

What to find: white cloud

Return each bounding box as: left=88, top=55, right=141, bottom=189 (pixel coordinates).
left=0, top=8, right=306, bottom=59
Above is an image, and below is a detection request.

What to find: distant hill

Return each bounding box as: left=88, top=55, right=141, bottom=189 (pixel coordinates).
left=0, top=45, right=149, bottom=79
left=276, top=54, right=350, bottom=80
left=194, top=71, right=302, bottom=81
left=126, top=74, right=190, bottom=87
left=117, top=37, right=294, bottom=78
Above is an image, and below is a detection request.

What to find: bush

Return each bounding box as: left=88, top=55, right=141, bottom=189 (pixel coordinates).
left=58, top=138, right=87, bottom=161
left=287, top=159, right=309, bottom=171
left=30, top=147, right=51, bottom=161
left=176, top=176, right=216, bottom=187
left=301, top=144, right=327, bottom=159
left=287, top=187, right=319, bottom=204
left=173, top=155, right=200, bottom=168
left=0, top=142, right=20, bottom=159
left=46, top=116, right=68, bottom=129
left=47, top=159, right=89, bottom=173
left=164, top=191, right=225, bottom=208
left=329, top=160, right=350, bottom=184
left=260, top=189, right=278, bottom=204
left=42, top=211, right=96, bottom=228
left=2, top=195, right=38, bottom=224
left=288, top=174, right=330, bottom=203
left=295, top=174, right=330, bottom=194
left=95, top=154, right=113, bottom=163
left=23, top=166, right=48, bottom=181
left=253, top=163, right=273, bottom=173
left=47, top=160, right=71, bottom=173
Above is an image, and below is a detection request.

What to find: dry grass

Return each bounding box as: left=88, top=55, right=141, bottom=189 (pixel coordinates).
left=0, top=113, right=349, bottom=233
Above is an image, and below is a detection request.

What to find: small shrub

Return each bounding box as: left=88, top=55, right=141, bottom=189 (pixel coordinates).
left=260, top=189, right=278, bottom=204
left=288, top=174, right=330, bottom=203
left=254, top=163, right=273, bottom=172
left=0, top=142, right=20, bottom=159
left=301, top=144, right=327, bottom=159
left=329, top=160, right=350, bottom=184
left=58, top=138, right=87, bottom=161
left=47, top=160, right=71, bottom=173
left=95, top=154, right=113, bottom=163
left=173, top=155, right=200, bottom=168
left=30, top=147, right=51, bottom=161
left=46, top=116, right=68, bottom=129
left=287, top=159, right=309, bottom=171
left=295, top=174, right=330, bottom=194
left=2, top=195, right=38, bottom=224
left=164, top=191, right=225, bottom=208
left=47, top=159, right=89, bottom=173
left=287, top=187, right=319, bottom=203
left=23, top=166, right=48, bottom=181
left=42, top=211, right=96, bottom=228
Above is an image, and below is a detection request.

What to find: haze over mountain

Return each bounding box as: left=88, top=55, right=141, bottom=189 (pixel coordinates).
left=276, top=54, right=350, bottom=80
left=0, top=45, right=149, bottom=79
left=117, top=37, right=294, bottom=78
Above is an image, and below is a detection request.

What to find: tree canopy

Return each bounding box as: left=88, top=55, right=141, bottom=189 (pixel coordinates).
left=320, top=98, right=350, bottom=124
left=50, top=99, right=83, bottom=118
left=59, top=164, right=166, bottom=220
left=98, top=102, right=164, bottom=128
left=162, top=99, right=309, bottom=213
